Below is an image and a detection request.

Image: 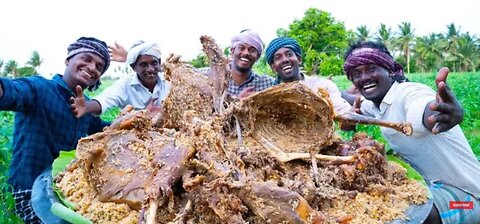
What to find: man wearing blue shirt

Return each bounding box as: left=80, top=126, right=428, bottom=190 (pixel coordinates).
left=0, top=37, right=111, bottom=223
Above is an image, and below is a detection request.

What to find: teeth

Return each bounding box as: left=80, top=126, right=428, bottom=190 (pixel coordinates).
left=82, top=70, right=92, bottom=78
left=240, top=58, right=250, bottom=62
left=282, top=65, right=292, bottom=71
left=363, top=83, right=376, bottom=89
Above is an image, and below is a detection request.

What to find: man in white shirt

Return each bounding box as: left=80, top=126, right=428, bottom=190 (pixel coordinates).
left=263, top=37, right=351, bottom=115
left=343, top=40, right=480, bottom=224
left=71, top=41, right=170, bottom=117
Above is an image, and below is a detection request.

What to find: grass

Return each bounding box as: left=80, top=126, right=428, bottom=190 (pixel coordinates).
left=0, top=73, right=478, bottom=222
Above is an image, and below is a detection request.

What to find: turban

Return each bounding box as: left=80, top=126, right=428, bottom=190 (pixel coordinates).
left=230, top=30, right=264, bottom=56
left=67, top=37, right=110, bottom=74
left=126, top=41, right=162, bottom=66
left=265, top=37, right=302, bottom=64
left=343, top=47, right=404, bottom=80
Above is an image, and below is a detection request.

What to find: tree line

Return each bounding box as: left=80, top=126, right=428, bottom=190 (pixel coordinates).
left=3, top=8, right=479, bottom=78
left=191, top=8, right=480, bottom=76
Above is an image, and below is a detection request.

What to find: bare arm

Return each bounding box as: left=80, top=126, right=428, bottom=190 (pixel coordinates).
left=70, top=85, right=103, bottom=117
left=422, top=67, right=464, bottom=134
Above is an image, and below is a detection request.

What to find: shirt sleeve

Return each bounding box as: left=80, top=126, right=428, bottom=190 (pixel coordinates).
left=0, top=77, right=40, bottom=112
left=93, top=78, right=128, bottom=114
left=401, top=83, right=436, bottom=135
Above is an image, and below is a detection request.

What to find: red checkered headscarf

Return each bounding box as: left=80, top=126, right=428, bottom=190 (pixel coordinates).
left=343, top=47, right=404, bottom=80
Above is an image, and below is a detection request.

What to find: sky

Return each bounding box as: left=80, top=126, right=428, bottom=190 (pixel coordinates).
left=1, top=0, right=479, bottom=78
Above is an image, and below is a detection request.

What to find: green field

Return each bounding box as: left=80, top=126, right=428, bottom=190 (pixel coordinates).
left=0, top=73, right=479, bottom=223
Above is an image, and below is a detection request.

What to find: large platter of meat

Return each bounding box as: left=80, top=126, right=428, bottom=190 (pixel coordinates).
left=49, top=36, right=430, bottom=224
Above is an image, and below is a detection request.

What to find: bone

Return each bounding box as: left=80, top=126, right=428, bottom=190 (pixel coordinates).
left=146, top=199, right=158, bottom=224
left=258, top=135, right=355, bottom=163
left=335, top=112, right=413, bottom=136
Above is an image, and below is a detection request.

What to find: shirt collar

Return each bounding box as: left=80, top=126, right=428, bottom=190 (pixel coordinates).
left=236, top=71, right=256, bottom=87
left=52, top=74, right=75, bottom=95
left=130, top=72, right=166, bottom=86
left=275, top=73, right=305, bottom=84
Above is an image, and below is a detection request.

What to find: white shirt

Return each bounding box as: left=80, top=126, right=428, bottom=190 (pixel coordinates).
left=94, top=73, right=170, bottom=114
left=361, top=82, right=480, bottom=198
left=302, top=75, right=351, bottom=115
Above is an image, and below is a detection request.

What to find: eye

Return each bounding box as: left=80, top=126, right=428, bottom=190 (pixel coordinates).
left=248, top=47, right=257, bottom=54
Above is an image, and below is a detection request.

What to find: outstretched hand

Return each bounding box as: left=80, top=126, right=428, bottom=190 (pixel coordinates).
left=426, top=67, right=464, bottom=134
left=108, top=42, right=128, bottom=62
left=69, top=85, right=88, bottom=118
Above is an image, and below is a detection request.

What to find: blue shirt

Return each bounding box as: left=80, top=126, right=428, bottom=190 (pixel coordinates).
left=0, top=74, right=109, bottom=190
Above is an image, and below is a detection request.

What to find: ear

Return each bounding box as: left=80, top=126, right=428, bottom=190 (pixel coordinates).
left=65, top=59, right=69, bottom=66
left=230, top=47, right=235, bottom=55
left=269, top=63, right=275, bottom=73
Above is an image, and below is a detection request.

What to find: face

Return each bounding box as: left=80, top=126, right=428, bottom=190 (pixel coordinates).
left=230, top=43, right=260, bottom=73
left=64, top=52, right=105, bottom=90
left=131, top=55, right=161, bottom=87
left=270, top=47, right=302, bottom=82
left=350, top=64, right=393, bottom=104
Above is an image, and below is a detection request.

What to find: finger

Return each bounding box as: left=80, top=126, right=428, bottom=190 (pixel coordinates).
left=147, top=97, right=158, bottom=106
left=435, top=67, right=449, bottom=86
left=431, top=101, right=456, bottom=114
left=436, top=81, right=456, bottom=103
left=75, top=85, right=84, bottom=98
left=353, top=96, right=361, bottom=109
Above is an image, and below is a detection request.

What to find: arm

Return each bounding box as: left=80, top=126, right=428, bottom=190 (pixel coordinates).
left=70, top=85, right=103, bottom=117
left=422, top=67, right=464, bottom=134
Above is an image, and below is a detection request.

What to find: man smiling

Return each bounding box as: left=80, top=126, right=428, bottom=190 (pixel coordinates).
left=264, top=37, right=351, bottom=115
left=0, top=37, right=110, bottom=223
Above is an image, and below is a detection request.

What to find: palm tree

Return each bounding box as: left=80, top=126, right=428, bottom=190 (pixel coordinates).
left=4, top=60, right=19, bottom=78
left=375, top=23, right=394, bottom=50
left=356, top=25, right=371, bottom=42
left=27, top=51, right=42, bottom=75
left=397, top=22, right=415, bottom=73
left=413, top=33, right=447, bottom=72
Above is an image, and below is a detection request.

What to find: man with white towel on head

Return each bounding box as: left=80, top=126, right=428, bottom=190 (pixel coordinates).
left=71, top=40, right=170, bottom=117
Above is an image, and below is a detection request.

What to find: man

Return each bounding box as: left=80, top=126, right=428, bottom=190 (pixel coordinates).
left=343, top=41, right=480, bottom=224
left=0, top=37, right=110, bottom=223
left=71, top=41, right=169, bottom=117
left=264, top=37, right=351, bottom=115
left=198, top=30, right=276, bottom=98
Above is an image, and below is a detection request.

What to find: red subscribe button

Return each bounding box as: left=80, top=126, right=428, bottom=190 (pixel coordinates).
left=449, top=201, right=473, bottom=210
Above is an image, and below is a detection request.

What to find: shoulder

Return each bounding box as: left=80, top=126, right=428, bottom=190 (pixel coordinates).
left=395, top=82, right=435, bottom=98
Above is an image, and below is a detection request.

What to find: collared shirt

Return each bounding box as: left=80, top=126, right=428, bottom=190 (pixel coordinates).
left=361, top=82, right=480, bottom=198
left=195, top=67, right=275, bottom=96
left=0, top=74, right=108, bottom=190
left=94, top=72, right=170, bottom=114
left=227, top=72, right=275, bottom=96
left=302, top=75, right=351, bottom=115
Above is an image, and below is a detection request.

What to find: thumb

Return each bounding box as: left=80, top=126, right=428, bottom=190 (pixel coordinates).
left=75, top=85, right=84, bottom=98
left=435, top=67, right=449, bottom=86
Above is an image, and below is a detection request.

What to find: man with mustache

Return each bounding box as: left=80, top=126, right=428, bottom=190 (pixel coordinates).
left=264, top=37, right=351, bottom=115
left=71, top=40, right=170, bottom=117
left=343, top=40, right=480, bottom=224
left=0, top=37, right=111, bottom=223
